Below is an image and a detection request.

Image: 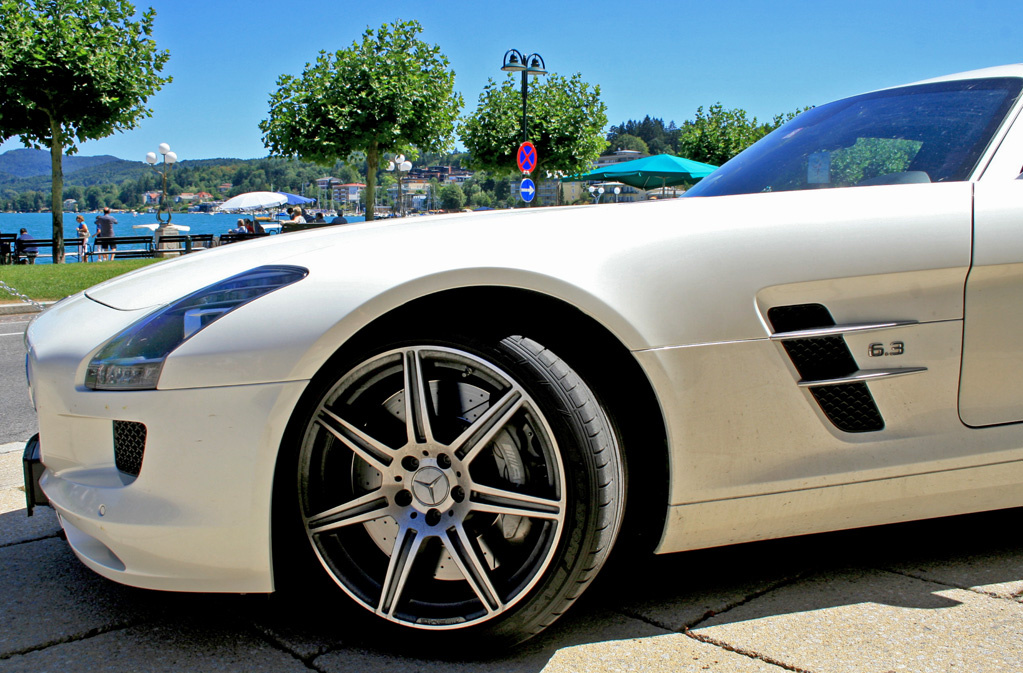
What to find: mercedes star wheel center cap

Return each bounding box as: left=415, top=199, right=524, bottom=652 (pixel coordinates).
left=412, top=466, right=450, bottom=507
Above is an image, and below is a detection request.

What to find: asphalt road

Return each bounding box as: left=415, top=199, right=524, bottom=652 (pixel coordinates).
left=0, top=312, right=37, bottom=444
left=2, top=304, right=1023, bottom=672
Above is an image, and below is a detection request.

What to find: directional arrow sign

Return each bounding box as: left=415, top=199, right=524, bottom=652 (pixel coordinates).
left=520, top=178, right=536, bottom=203
left=517, top=141, right=537, bottom=174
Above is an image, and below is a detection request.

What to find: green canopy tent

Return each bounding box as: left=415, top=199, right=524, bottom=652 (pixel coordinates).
left=563, top=153, right=718, bottom=192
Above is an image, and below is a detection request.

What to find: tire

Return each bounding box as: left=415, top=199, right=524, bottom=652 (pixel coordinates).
left=289, top=334, right=625, bottom=644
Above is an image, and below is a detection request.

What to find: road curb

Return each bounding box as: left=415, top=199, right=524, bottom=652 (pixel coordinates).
left=0, top=302, right=50, bottom=316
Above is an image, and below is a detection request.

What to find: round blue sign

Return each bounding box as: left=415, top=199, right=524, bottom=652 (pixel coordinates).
left=520, top=178, right=536, bottom=202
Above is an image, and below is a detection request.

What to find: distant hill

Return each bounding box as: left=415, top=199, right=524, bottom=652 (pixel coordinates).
left=0, top=149, right=251, bottom=192
left=0, top=148, right=123, bottom=178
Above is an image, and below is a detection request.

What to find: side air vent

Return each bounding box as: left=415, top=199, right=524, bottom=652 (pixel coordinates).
left=113, top=420, right=147, bottom=476
left=768, top=304, right=885, bottom=433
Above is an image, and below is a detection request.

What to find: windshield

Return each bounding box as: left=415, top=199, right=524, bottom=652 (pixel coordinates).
left=686, top=77, right=1023, bottom=198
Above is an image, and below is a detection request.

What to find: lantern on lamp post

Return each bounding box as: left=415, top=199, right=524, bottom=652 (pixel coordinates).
left=386, top=155, right=412, bottom=217
left=501, top=49, right=547, bottom=143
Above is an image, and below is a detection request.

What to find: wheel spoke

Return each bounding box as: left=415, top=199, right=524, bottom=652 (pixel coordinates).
left=316, top=407, right=393, bottom=470
left=470, top=483, right=563, bottom=521
left=452, top=390, right=524, bottom=465
left=378, top=524, right=424, bottom=618
left=306, top=491, right=390, bottom=534
left=403, top=349, right=434, bottom=444
left=443, top=525, right=503, bottom=614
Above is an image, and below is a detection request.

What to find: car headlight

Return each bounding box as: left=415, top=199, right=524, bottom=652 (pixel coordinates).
left=85, top=265, right=308, bottom=390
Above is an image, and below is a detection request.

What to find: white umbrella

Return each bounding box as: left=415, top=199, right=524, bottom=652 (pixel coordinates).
left=216, top=191, right=288, bottom=212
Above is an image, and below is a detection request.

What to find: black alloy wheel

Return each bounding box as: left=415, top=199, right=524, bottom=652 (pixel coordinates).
left=293, top=335, right=625, bottom=643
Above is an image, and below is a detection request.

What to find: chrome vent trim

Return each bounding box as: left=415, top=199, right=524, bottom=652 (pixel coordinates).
left=797, top=367, right=928, bottom=388
left=771, top=320, right=918, bottom=341
left=767, top=303, right=888, bottom=433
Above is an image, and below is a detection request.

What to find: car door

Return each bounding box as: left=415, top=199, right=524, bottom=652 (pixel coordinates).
left=960, top=179, right=1023, bottom=426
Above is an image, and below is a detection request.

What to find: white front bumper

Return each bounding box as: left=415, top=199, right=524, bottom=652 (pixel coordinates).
left=38, top=380, right=307, bottom=592
left=27, top=293, right=310, bottom=592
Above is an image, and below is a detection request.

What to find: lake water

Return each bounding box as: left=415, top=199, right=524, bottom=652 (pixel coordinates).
left=0, top=211, right=365, bottom=264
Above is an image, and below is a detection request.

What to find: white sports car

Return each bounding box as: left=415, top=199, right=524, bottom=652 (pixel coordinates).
left=24, top=64, right=1023, bottom=644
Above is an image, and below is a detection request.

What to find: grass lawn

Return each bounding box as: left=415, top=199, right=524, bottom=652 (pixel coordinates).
left=0, top=259, right=164, bottom=302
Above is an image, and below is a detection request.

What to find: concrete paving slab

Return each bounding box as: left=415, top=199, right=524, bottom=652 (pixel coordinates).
left=0, top=491, right=62, bottom=546
left=693, top=567, right=1023, bottom=673
left=312, top=608, right=671, bottom=673
left=877, top=522, right=1023, bottom=601
left=541, top=633, right=785, bottom=672
left=247, top=591, right=368, bottom=661
left=0, top=622, right=312, bottom=673
left=599, top=547, right=803, bottom=633
left=0, top=538, right=150, bottom=657
left=0, top=448, right=24, bottom=488
left=0, top=451, right=63, bottom=546
left=0, top=441, right=27, bottom=454
left=887, top=547, right=1023, bottom=601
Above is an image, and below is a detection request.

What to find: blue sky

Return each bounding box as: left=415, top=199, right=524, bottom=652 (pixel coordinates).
left=2, top=0, right=1021, bottom=161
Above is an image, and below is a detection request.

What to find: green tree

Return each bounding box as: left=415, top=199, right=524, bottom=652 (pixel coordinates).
left=603, top=133, right=648, bottom=156
left=0, top=0, right=170, bottom=261
left=118, top=180, right=141, bottom=209
left=606, top=116, right=674, bottom=154
left=16, top=190, right=44, bottom=212
left=84, top=185, right=103, bottom=211
left=261, top=20, right=462, bottom=221
left=461, top=73, right=608, bottom=199
left=676, top=104, right=809, bottom=166
left=62, top=184, right=83, bottom=207
left=439, top=183, right=466, bottom=211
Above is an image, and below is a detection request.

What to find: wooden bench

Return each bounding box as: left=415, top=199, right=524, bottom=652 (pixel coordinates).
left=91, top=235, right=154, bottom=260
left=217, top=232, right=271, bottom=245
left=0, top=233, right=15, bottom=265
left=154, top=233, right=215, bottom=256
left=12, top=237, right=89, bottom=263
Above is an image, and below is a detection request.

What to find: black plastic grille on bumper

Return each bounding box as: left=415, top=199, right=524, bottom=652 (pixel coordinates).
left=768, top=304, right=885, bottom=433
left=113, top=421, right=147, bottom=476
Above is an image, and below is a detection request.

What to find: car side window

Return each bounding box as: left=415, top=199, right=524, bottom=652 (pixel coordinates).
left=687, top=78, right=1023, bottom=197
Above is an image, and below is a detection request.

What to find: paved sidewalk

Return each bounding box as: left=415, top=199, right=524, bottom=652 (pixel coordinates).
left=3, top=442, right=1023, bottom=671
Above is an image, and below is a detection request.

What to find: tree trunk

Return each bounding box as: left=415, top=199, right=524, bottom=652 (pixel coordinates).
left=48, top=119, right=65, bottom=263
left=365, top=142, right=378, bottom=222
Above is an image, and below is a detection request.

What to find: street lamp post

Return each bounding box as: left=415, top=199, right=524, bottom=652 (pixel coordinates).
left=326, top=178, right=336, bottom=214
left=144, top=143, right=177, bottom=225
left=387, top=155, right=412, bottom=217
left=144, top=143, right=179, bottom=250
left=588, top=185, right=605, bottom=204
left=501, top=49, right=548, bottom=143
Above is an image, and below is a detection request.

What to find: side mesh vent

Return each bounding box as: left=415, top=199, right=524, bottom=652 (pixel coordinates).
left=113, top=420, right=147, bottom=476
left=768, top=304, right=884, bottom=433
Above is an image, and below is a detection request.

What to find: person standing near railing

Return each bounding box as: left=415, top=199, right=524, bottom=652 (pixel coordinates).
left=94, top=207, right=118, bottom=261
left=76, top=215, right=90, bottom=262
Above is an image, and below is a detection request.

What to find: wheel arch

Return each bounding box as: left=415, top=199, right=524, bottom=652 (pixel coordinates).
left=270, top=285, right=670, bottom=588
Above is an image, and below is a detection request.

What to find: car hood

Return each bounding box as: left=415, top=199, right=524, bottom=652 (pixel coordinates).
left=83, top=216, right=472, bottom=311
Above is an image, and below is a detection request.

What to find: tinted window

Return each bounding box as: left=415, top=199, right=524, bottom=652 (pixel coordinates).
left=686, top=78, right=1023, bottom=197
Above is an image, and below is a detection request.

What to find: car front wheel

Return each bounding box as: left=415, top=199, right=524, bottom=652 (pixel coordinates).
left=291, top=335, right=625, bottom=643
